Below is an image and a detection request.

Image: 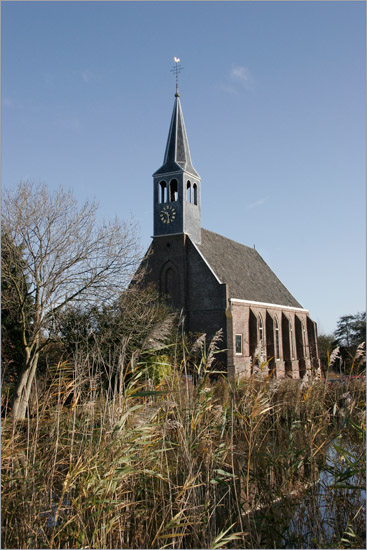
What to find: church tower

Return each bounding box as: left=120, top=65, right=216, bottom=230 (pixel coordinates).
left=153, top=83, right=201, bottom=244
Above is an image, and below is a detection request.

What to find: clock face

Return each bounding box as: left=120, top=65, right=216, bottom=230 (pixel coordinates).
left=160, top=205, right=176, bottom=224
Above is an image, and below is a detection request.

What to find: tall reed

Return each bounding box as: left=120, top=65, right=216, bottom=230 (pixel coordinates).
left=2, top=347, right=365, bottom=549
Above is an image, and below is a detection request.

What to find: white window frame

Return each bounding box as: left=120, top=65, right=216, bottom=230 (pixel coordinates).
left=302, top=322, right=308, bottom=358
left=289, top=317, right=295, bottom=360
left=258, top=314, right=264, bottom=343
left=274, top=316, right=280, bottom=361
left=235, top=334, right=243, bottom=355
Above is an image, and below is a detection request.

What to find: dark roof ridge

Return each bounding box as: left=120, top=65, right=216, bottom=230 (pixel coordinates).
left=201, top=227, right=255, bottom=252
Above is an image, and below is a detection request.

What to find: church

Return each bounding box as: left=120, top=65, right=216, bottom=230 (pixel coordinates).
left=139, top=78, right=320, bottom=380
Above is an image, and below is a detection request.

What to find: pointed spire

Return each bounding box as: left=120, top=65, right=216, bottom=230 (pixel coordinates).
left=153, top=94, right=200, bottom=178
left=154, top=59, right=199, bottom=178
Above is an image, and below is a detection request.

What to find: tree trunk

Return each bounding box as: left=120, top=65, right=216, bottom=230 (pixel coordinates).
left=12, top=352, right=39, bottom=421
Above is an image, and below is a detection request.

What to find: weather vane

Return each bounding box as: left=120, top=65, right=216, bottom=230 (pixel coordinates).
left=171, top=57, right=183, bottom=96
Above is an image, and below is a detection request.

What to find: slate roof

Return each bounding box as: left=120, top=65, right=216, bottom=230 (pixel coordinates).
left=196, top=229, right=303, bottom=309
left=153, top=94, right=200, bottom=178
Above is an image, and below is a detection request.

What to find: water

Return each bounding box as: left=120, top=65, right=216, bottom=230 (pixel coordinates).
left=280, top=439, right=366, bottom=548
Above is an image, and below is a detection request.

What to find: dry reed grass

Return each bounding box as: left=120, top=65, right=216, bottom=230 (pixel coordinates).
left=2, top=350, right=365, bottom=549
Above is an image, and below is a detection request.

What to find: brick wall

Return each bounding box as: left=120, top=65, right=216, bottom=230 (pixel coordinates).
left=230, top=301, right=316, bottom=379
left=140, top=236, right=318, bottom=379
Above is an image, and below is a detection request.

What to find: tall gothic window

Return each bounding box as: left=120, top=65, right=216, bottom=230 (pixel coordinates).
left=275, top=316, right=280, bottom=360
left=160, top=262, right=179, bottom=306
left=235, top=334, right=243, bottom=354
left=258, top=314, right=264, bottom=343
left=302, top=322, right=308, bottom=358
left=289, top=318, right=295, bottom=360
left=165, top=268, right=174, bottom=297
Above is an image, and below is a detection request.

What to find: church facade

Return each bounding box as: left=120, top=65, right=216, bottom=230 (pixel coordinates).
left=140, top=87, right=320, bottom=380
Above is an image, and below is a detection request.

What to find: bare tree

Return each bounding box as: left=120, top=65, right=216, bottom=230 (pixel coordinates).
left=2, top=182, right=142, bottom=420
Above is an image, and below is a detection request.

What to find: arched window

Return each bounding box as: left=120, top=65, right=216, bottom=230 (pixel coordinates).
left=186, top=181, right=191, bottom=202
left=289, top=317, right=295, bottom=360
left=193, top=183, right=198, bottom=205
left=302, top=322, right=308, bottom=358
left=170, top=179, right=178, bottom=202
left=165, top=268, right=174, bottom=297
left=160, top=262, right=179, bottom=306
left=275, top=316, right=280, bottom=360
left=159, top=181, right=167, bottom=204
left=235, top=334, right=243, bottom=355
left=258, top=314, right=263, bottom=343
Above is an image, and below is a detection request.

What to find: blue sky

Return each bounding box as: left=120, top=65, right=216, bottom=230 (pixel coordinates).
left=2, top=1, right=366, bottom=335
